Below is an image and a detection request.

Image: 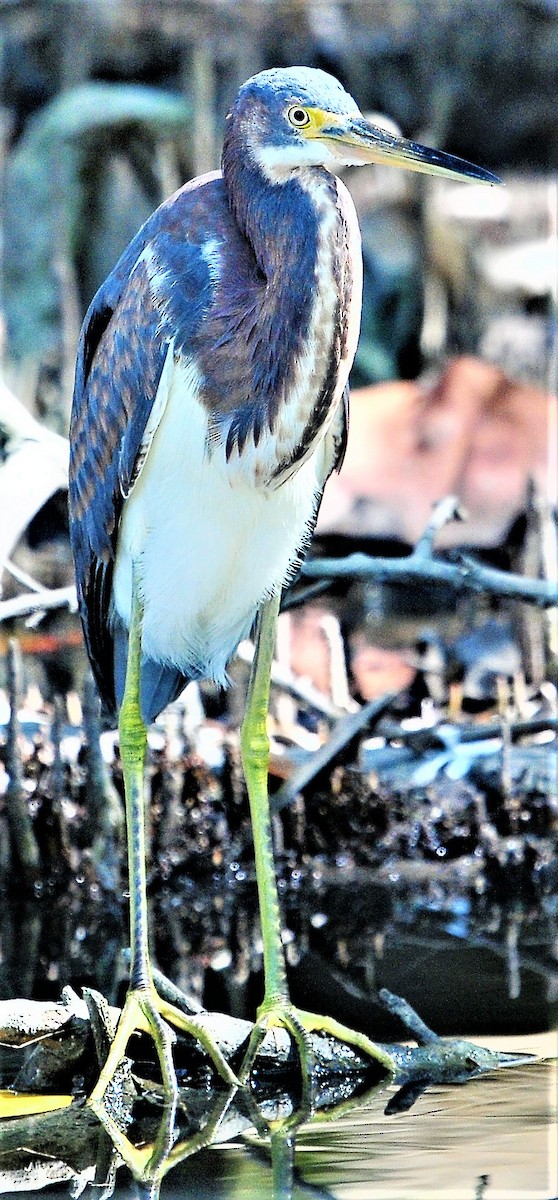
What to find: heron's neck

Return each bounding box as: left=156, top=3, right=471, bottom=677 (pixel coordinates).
left=222, top=140, right=323, bottom=284
left=219, top=137, right=360, bottom=479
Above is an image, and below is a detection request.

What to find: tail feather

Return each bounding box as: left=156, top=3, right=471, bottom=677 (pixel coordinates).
left=113, top=622, right=189, bottom=725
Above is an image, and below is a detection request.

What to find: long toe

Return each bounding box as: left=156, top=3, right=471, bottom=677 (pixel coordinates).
left=88, top=985, right=238, bottom=1112
left=238, top=1000, right=395, bottom=1120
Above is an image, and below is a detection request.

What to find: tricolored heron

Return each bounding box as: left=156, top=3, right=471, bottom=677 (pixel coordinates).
left=69, top=66, right=498, bottom=1105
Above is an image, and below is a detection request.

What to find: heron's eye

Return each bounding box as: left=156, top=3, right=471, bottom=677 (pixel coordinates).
left=287, top=105, right=311, bottom=128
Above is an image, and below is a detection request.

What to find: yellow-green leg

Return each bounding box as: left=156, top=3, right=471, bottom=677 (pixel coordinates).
left=238, top=594, right=394, bottom=1107
left=89, top=565, right=237, bottom=1115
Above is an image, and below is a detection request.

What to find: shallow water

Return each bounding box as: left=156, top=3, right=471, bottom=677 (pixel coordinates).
left=290, top=1039, right=557, bottom=1200
left=157, top=1037, right=557, bottom=1200
left=1, top=1034, right=555, bottom=1199
left=2, top=872, right=557, bottom=1198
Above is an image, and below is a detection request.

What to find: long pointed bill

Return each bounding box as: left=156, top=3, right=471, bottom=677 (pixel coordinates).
left=322, top=115, right=501, bottom=186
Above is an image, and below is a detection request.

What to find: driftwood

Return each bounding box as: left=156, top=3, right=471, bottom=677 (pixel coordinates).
left=0, top=980, right=534, bottom=1198
left=0, top=977, right=531, bottom=1096
left=0, top=983, right=529, bottom=1106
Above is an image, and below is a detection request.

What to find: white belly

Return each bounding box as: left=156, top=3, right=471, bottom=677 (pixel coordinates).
left=112, top=355, right=324, bottom=683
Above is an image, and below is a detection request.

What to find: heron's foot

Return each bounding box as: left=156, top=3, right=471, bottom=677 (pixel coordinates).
left=88, top=984, right=238, bottom=1112
left=238, top=999, right=393, bottom=1123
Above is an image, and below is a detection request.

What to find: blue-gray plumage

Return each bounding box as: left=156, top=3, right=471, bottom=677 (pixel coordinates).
left=69, top=67, right=498, bottom=730
left=70, top=70, right=354, bottom=724
left=69, top=67, right=500, bottom=1109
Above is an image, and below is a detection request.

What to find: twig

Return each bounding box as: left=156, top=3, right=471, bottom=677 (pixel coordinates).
left=2, top=560, right=45, bottom=593
left=4, top=640, right=40, bottom=881
left=378, top=713, right=558, bottom=749
left=0, top=585, right=78, bottom=623
left=281, top=580, right=331, bottom=608
left=378, top=987, right=439, bottom=1045
left=452, top=552, right=557, bottom=605
left=272, top=690, right=397, bottom=813
left=413, top=495, right=464, bottom=558
left=302, top=497, right=557, bottom=608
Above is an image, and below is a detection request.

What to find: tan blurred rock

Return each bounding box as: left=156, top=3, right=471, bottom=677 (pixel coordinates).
left=318, top=357, right=554, bottom=548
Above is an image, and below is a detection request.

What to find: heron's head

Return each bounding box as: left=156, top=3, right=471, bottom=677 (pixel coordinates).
left=226, top=66, right=499, bottom=187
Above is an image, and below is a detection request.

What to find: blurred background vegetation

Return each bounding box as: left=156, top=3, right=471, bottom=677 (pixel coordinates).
left=0, top=0, right=556, bottom=725
left=1, top=0, right=556, bottom=422
left=1, top=0, right=556, bottom=716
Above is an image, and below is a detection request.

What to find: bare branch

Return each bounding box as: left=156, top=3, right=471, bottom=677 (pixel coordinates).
left=302, top=550, right=557, bottom=605
left=3, top=560, right=45, bottom=594
left=303, top=498, right=557, bottom=608
left=413, top=495, right=464, bottom=558
left=272, top=691, right=396, bottom=813
left=0, top=585, right=78, bottom=623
